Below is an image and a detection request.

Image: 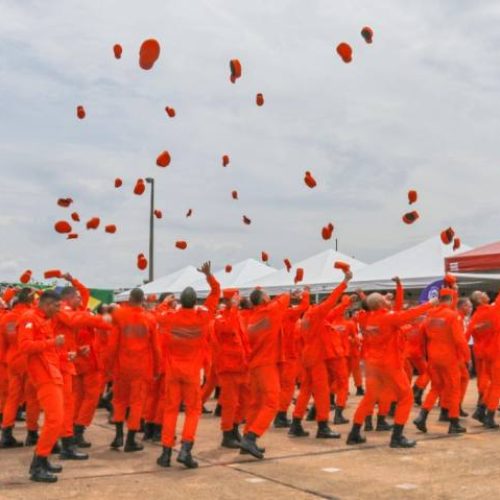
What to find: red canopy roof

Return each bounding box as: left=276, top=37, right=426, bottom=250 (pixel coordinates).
left=445, top=241, right=500, bottom=273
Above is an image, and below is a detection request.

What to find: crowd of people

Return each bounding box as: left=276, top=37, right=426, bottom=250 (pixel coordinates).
left=0, top=263, right=498, bottom=484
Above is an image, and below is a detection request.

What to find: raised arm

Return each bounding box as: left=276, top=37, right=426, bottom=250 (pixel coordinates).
left=310, top=269, right=352, bottom=321
left=393, top=277, right=404, bottom=312
left=390, top=301, right=435, bottom=327
left=198, top=261, right=221, bottom=314
left=63, top=273, right=90, bottom=310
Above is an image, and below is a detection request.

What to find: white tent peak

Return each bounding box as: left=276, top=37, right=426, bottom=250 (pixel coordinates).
left=192, top=258, right=277, bottom=292
left=240, top=248, right=366, bottom=293
left=350, top=236, right=471, bottom=290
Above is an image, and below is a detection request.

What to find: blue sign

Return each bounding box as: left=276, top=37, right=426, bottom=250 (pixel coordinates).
left=419, top=279, right=443, bottom=304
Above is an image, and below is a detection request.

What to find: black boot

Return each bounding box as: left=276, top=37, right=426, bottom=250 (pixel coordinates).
left=472, top=404, right=486, bottom=423
left=232, top=424, right=242, bottom=442
left=364, top=415, right=373, bottom=432
left=156, top=446, right=172, bottom=467
left=0, top=426, right=24, bottom=448
left=16, top=407, right=26, bottom=422
left=214, top=386, right=221, bottom=399
left=214, top=404, right=222, bottom=417
left=60, top=437, right=89, bottom=460
left=333, top=407, right=349, bottom=425
left=240, top=432, right=264, bottom=459
left=316, top=421, right=341, bottom=439
left=25, top=430, right=39, bottom=447
left=143, top=422, right=155, bottom=441
left=110, top=422, right=124, bottom=449
left=177, top=441, right=199, bottom=468
left=29, top=455, right=58, bottom=483
left=152, top=424, right=162, bottom=442
left=273, top=411, right=291, bottom=428
left=124, top=431, right=144, bottom=452
left=483, top=410, right=500, bottom=429
left=356, top=386, right=365, bottom=396
left=74, top=424, right=91, bottom=448
left=438, top=408, right=450, bottom=422
left=330, top=394, right=336, bottom=409
left=390, top=424, right=416, bottom=448
left=448, top=417, right=467, bottom=434
left=305, top=405, right=317, bottom=422
left=221, top=430, right=241, bottom=449
left=44, top=456, right=63, bottom=473
left=202, top=405, right=213, bottom=414
left=459, top=407, right=469, bottom=417
left=388, top=402, right=397, bottom=418
left=413, top=408, right=429, bottom=433
left=412, top=385, right=423, bottom=406
left=346, top=423, right=366, bottom=445
left=288, top=417, right=310, bottom=437
left=376, top=415, right=393, bottom=431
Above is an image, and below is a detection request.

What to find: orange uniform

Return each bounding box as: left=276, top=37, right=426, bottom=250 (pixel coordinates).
left=18, top=308, right=64, bottom=457
left=242, top=294, right=290, bottom=437
left=278, top=291, right=310, bottom=413
left=467, top=297, right=500, bottom=412
left=0, top=303, right=40, bottom=433
left=158, top=275, right=220, bottom=447
left=402, top=316, right=429, bottom=391
left=293, top=281, right=347, bottom=422
left=213, top=305, right=250, bottom=432
left=421, top=305, right=470, bottom=418
left=107, top=304, right=161, bottom=431
left=353, top=302, right=433, bottom=426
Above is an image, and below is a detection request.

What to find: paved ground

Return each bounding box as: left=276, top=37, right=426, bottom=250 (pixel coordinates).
left=1, top=381, right=500, bottom=500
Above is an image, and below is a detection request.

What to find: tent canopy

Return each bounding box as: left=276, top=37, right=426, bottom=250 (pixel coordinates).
left=445, top=241, right=500, bottom=273
left=239, top=249, right=366, bottom=294
left=190, top=258, right=276, bottom=293
left=115, top=265, right=203, bottom=301
left=349, top=236, right=470, bottom=291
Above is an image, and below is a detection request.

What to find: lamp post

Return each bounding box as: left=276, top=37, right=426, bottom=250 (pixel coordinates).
left=145, top=177, right=155, bottom=283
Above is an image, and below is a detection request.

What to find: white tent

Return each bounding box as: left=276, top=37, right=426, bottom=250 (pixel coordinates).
left=349, top=236, right=471, bottom=291
left=238, top=249, right=367, bottom=294
left=114, top=265, right=203, bottom=301
left=191, top=258, right=277, bottom=295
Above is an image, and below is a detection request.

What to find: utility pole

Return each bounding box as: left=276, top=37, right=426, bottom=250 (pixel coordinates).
left=145, top=177, right=155, bottom=283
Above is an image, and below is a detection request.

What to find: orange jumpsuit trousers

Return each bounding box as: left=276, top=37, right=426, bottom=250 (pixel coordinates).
left=293, top=362, right=330, bottom=421
left=326, top=357, right=349, bottom=408
left=278, top=360, right=299, bottom=413
left=36, top=382, right=64, bottom=457
left=353, top=364, right=413, bottom=426
left=2, top=372, right=39, bottom=430
left=422, top=362, right=461, bottom=418
left=73, top=371, right=102, bottom=427
left=113, top=374, right=147, bottom=431
left=245, top=364, right=280, bottom=437
left=161, top=374, right=201, bottom=447
left=218, top=373, right=249, bottom=432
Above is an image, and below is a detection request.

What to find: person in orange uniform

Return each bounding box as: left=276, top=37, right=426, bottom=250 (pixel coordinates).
left=212, top=288, right=250, bottom=448
left=346, top=280, right=436, bottom=448
left=55, top=275, right=111, bottom=458
left=288, top=269, right=352, bottom=441
left=274, top=288, right=310, bottom=428
left=0, top=288, right=40, bottom=448
left=325, top=296, right=357, bottom=425
left=467, top=290, right=500, bottom=427
left=18, top=290, right=65, bottom=483
left=457, top=297, right=473, bottom=416
left=107, top=288, right=161, bottom=452
left=237, top=283, right=294, bottom=459
left=413, top=288, right=470, bottom=434
left=156, top=262, right=220, bottom=469
left=402, top=314, right=428, bottom=406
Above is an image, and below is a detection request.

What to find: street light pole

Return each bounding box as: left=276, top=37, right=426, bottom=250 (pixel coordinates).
left=145, top=177, right=155, bottom=283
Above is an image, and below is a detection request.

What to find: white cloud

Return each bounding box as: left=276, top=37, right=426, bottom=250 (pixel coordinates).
left=0, top=0, right=499, bottom=288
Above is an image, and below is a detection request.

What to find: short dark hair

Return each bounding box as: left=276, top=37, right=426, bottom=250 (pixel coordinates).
left=180, top=287, right=197, bottom=309
left=250, top=289, right=265, bottom=306
left=60, top=286, right=77, bottom=299
left=129, top=288, right=144, bottom=304
left=16, top=287, right=34, bottom=304
left=39, top=290, right=61, bottom=303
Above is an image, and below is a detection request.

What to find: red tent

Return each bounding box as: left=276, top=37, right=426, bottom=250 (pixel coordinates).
left=445, top=241, right=500, bottom=273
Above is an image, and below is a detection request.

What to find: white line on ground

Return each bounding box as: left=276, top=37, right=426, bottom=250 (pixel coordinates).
left=322, top=467, right=341, bottom=473
left=396, top=483, right=418, bottom=490
left=245, top=477, right=266, bottom=483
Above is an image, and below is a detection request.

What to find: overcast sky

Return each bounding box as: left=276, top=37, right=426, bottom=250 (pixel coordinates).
left=1, top=0, right=499, bottom=289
